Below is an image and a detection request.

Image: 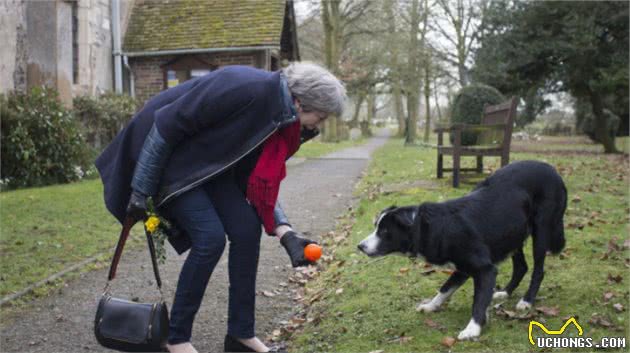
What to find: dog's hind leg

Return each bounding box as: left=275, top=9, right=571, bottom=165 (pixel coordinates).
left=517, top=241, right=546, bottom=310
left=493, top=248, right=528, bottom=300
left=416, top=271, right=469, bottom=313
left=458, top=265, right=497, bottom=340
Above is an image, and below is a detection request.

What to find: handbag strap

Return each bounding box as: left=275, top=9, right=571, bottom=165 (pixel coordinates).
left=106, top=216, right=163, bottom=289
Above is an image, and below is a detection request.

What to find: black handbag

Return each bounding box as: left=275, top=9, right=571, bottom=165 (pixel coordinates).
left=94, top=217, right=169, bottom=352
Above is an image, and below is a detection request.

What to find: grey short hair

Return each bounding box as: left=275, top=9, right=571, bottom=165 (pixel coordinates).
left=282, top=61, right=347, bottom=116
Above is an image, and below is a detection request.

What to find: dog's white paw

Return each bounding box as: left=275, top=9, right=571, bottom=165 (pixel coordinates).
left=515, top=299, right=532, bottom=311
left=457, top=319, right=481, bottom=341
left=492, top=291, right=509, bottom=300
left=416, top=301, right=439, bottom=313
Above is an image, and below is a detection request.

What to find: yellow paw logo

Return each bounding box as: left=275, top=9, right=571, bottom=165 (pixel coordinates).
left=528, top=317, right=583, bottom=345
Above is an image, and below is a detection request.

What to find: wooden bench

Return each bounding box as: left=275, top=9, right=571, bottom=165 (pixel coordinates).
left=434, top=97, right=518, bottom=187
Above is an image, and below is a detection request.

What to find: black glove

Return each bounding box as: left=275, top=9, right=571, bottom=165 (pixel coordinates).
left=280, top=231, right=317, bottom=267
left=126, top=190, right=148, bottom=222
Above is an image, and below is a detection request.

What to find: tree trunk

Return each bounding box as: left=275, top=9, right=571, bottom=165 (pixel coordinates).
left=423, top=62, right=431, bottom=142
left=349, top=94, right=365, bottom=129
left=589, top=90, right=619, bottom=153
left=394, top=87, right=406, bottom=137
left=422, top=0, right=431, bottom=142
left=321, top=0, right=341, bottom=142
left=455, top=0, right=468, bottom=86
left=433, top=78, right=443, bottom=121
left=405, top=0, right=421, bottom=145
left=363, top=93, right=374, bottom=137
left=385, top=0, right=406, bottom=137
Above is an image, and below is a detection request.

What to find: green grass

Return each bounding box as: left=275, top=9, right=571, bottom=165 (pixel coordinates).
left=512, top=136, right=630, bottom=154
left=289, top=137, right=629, bottom=352
left=0, top=179, right=144, bottom=301
left=294, top=137, right=366, bottom=159
left=0, top=136, right=367, bottom=304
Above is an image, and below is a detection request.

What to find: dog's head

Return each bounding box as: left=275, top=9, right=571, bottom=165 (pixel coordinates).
left=357, top=206, right=419, bottom=257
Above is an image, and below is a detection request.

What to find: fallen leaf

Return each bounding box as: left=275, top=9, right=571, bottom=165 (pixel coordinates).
left=335, top=288, right=344, bottom=295
left=571, top=195, right=582, bottom=203
left=424, top=318, right=446, bottom=331
left=261, top=290, right=275, bottom=298
left=421, top=269, right=436, bottom=276
left=589, top=314, right=613, bottom=328
left=613, top=303, right=625, bottom=312
left=536, top=306, right=560, bottom=317
left=399, top=267, right=410, bottom=274
left=603, top=292, right=615, bottom=302
left=307, top=291, right=324, bottom=304
left=396, top=336, right=413, bottom=344
left=495, top=307, right=534, bottom=320
left=441, top=336, right=456, bottom=348
left=607, top=273, right=623, bottom=284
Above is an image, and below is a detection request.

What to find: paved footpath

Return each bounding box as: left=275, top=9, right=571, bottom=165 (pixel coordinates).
left=0, top=130, right=389, bottom=353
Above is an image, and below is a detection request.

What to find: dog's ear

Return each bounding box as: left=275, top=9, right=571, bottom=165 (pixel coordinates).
left=375, top=205, right=397, bottom=225
left=393, top=208, right=416, bottom=228
left=384, top=205, right=397, bottom=213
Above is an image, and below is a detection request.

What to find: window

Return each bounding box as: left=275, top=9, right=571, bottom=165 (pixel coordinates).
left=190, top=69, right=211, bottom=79
left=162, top=57, right=216, bottom=89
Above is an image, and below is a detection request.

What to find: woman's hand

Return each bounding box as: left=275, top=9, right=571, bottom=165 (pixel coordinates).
left=126, top=190, right=148, bottom=222
left=280, top=231, right=317, bottom=267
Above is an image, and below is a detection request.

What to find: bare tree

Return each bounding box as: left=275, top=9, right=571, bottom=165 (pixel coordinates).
left=431, top=0, right=487, bottom=87
left=383, top=0, right=407, bottom=137
left=320, top=0, right=376, bottom=141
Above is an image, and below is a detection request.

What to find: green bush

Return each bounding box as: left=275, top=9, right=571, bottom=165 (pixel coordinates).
left=450, top=84, right=505, bottom=145
left=1, top=88, right=90, bottom=189
left=73, top=92, right=138, bottom=150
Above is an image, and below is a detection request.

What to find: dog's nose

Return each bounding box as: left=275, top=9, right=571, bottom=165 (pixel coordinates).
left=357, top=243, right=365, bottom=253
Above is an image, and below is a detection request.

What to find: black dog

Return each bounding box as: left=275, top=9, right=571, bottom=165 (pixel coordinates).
left=357, top=160, right=567, bottom=340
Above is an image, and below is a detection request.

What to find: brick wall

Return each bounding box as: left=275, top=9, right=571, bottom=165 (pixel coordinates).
left=131, top=51, right=264, bottom=105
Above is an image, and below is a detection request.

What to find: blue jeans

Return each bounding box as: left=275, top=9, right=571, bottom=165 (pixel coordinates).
left=163, top=171, right=262, bottom=344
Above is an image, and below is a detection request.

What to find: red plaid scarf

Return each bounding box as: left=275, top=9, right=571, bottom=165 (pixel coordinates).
left=247, top=121, right=302, bottom=233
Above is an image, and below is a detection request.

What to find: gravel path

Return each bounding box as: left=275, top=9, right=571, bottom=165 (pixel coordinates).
left=0, top=130, right=389, bottom=353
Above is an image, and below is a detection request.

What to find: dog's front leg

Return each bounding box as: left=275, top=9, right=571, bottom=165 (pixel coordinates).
left=416, top=271, right=469, bottom=312
left=458, top=265, right=497, bottom=341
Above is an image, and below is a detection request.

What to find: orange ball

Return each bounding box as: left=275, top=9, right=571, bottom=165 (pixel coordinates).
left=304, top=244, right=322, bottom=262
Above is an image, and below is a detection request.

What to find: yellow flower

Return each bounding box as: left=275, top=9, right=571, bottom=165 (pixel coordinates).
left=145, top=215, right=160, bottom=234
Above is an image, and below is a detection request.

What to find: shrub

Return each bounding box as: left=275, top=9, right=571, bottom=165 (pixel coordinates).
left=73, top=92, right=138, bottom=150
left=575, top=100, right=620, bottom=142
left=523, top=109, right=575, bottom=136
left=450, top=84, right=505, bottom=145
left=1, top=88, right=90, bottom=189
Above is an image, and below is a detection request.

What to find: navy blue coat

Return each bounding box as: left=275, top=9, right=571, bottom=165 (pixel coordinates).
left=96, top=66, right=303, bottom=225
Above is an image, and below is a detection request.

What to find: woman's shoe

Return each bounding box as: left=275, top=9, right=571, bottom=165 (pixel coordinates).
left=224, top=335, right=257, bottom=352
left=166, top=342, right=198, bottom=353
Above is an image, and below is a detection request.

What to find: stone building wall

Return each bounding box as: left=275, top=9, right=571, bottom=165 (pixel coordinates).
left=0, top=0, right=134, bottom=103
left=0, top=0, right=27, bottom=92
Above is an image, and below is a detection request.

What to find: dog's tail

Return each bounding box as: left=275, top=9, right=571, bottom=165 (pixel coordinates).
left=547, top=183, right=567, bottom=254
